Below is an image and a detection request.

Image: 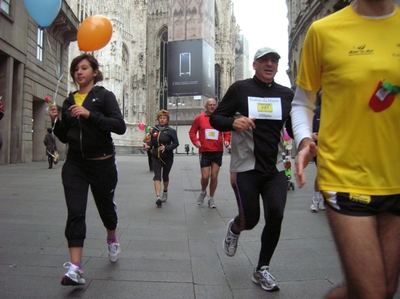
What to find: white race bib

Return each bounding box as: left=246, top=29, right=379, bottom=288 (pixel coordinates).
left=205, top=129, right=219, bottom=140
left=248, top=97, right=282, bottom=120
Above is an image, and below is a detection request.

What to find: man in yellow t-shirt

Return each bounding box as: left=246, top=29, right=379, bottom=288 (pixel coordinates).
left=291, top=1, right=400, bottom=298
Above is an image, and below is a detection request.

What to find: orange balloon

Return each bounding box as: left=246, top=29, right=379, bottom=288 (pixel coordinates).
left=77, top=15, right=112, bottom=51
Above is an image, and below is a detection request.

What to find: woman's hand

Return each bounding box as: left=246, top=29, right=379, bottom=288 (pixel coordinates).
left=48, top=105, right=59, bottom=122
left=159, top=144, right=166, bottom=153
left=69, top=105, right=90, bottom=119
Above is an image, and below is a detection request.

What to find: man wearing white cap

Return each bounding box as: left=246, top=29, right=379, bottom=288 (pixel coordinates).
left=210, top=47, right=293, bottom=292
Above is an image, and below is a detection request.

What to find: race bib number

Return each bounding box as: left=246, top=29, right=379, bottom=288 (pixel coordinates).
left=248, top=97, right=282, bottom=120
left=205, top=129, right=219, bottom=140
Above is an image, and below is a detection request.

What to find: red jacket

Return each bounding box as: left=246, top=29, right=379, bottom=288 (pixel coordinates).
left=189, top=113, right=230, bottom=153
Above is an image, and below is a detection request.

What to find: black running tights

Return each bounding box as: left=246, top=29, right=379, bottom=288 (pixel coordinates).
left=231, top=170, right=287, bottom=269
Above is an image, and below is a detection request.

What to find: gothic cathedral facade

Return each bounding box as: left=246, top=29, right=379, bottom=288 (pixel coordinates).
left=66, top=0, right=243, bottom=154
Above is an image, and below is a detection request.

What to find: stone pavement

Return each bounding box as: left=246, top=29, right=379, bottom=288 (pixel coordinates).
left=0, top=154, right=397, bottom=299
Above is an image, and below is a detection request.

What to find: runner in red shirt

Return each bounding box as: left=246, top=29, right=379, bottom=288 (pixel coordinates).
left=189, top=98, right=230, bottom=208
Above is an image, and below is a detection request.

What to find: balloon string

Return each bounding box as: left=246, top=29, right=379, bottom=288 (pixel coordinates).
left=45, top=29, right=63, bottom=106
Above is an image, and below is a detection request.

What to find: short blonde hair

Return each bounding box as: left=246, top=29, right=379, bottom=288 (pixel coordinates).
left=157, top=109, right=170, bottom=122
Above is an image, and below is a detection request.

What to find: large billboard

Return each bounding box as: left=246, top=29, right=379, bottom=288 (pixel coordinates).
left=168, top=39, right=215, bottom=98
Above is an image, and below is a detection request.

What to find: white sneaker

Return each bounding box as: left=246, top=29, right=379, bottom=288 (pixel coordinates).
left=197, top=191, right=207, bottom=205
left=223, top=219, right=240, bottom=257
left=208, top=198, right=216, bottom=209
left=318, top=198, right=326, bottom=211
left=60, top=262, right=85, bottom=286
left=108, top=241, right=121, bottom=263
left=252, top=266, right=279, bottom=292
left=310, top=196, right=319, bottom=213
left=161, top=191, right=168, bottom=202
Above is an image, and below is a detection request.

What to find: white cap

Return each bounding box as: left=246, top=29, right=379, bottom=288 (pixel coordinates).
left=253, top=47, right=281, bottom=61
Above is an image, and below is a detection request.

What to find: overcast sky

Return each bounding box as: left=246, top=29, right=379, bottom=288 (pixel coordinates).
left=233, top=0, right=291, bottom=87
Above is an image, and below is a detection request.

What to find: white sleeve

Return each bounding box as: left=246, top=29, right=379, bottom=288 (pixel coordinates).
left=290, top=87, right=316, bottom=148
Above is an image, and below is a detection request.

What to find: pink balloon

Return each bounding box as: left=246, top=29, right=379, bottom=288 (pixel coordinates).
left=138, top=122, right=145, bottom=131
left=283, top=129, right=291, bottom=141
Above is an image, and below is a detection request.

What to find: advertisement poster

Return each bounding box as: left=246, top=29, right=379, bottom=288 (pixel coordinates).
left=168, top=39, right=215, bottom=98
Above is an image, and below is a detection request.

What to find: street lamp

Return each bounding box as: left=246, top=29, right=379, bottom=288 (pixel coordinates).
left=169, top=97, right=184, bottom=153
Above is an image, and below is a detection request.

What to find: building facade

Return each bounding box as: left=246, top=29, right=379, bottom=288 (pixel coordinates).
left=0, top=0, right=78, bottom=164
left=67, top=0, right=244, bottom=154
left=286, top=0, right=400, bottom=88
left=235, top=34, right=251, bottom=81
left=286, top=0, right=352, bottom=88
left=0, top=0, right=248, bottom=164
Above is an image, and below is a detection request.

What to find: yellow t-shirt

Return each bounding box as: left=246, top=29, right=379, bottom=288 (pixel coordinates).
left=74, top=93, right=87, bottom=106
left=297, top=5, right=400, bottom=195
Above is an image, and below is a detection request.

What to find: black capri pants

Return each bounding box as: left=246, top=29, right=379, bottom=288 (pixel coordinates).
left=62, top=156, right=119, bottom=248
left=152, top=156, right=174, bottom=182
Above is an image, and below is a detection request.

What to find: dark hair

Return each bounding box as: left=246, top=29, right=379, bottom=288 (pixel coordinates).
left=69, top=54, right=104, bottom=85
left=47, top=128, right=52, bottom=134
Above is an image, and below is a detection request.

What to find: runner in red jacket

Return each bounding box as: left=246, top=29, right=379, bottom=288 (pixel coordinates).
left=189, top=98, right=230, bottom=208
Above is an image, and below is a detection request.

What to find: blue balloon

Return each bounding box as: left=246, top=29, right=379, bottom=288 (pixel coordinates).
left=23, top=0, right=61, bottom=28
